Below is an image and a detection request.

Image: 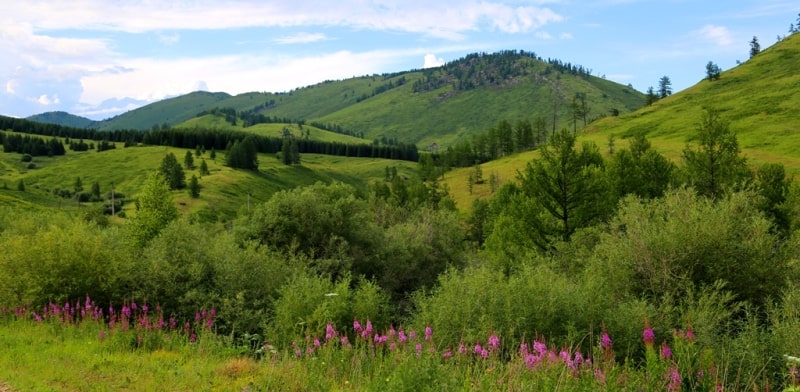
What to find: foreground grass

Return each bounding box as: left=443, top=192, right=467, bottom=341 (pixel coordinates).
left=5, top=301, right=796, bottom=391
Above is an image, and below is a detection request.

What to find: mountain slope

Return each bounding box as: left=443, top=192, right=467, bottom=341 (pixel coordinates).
left=45, top=51, right=644, bottom=147
left=585, top=32, right=800, bottom=170
left=26, top=111, right=96, bottom=128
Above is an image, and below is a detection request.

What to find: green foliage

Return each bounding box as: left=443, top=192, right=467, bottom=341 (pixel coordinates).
left=517, top=129, right=609, bottom=247
left=159, top=152, right=186, bottom=190
left=225, top=137, right=258, bottom=170
left=128, top=171, right=178, bottom=248
left=184, top=150, right=194, bottom=169
left=199, top=159, right=210, bottom=175
left=706, top=61, right=722, bottom=81
left=590, top=188, right=790, bottom=308
left=187, top=175, right=200, bottom=198
left=682, top=108, right=750, bottom=198
left=607, top=135, right=675, bottom=200
left=268, top=272, right=390, bottom=347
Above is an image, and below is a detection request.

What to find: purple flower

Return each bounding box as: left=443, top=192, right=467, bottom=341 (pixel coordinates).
left=601, top=332, right=612, bottom=349
left=474, top=343, right=483, bottom=355
left=340, top=335, right=349, bottom=346
left=365, top=320, right=373, bottom=335
left=458, top=342, right=467, bottom=354
left=685, top=327, right=695, bottom=342
left=488, top=334, right=500, bottom=350
left=661, top=343, right=673, bottom=359
left=424, top=326, right=433, bottom=341
left=415, top=343, right=422, bottom=353
left=408, top=330, right=416, bottom=340
left=480, top=348, right=489, bottom=359
left=442, top=350, right=453, bottom=359
left=313, top=338, right=321, bottom=347
left=189, top=332, right=197, bottom=343
left=399, top=330, right=407, bottom=343
left=353, top=318, right=362, bottom=333
left=326, top=323, right=336, bottom=341
left=667, top=366, right=681, bottom=391
left=643, top=327, right=655, bottom=346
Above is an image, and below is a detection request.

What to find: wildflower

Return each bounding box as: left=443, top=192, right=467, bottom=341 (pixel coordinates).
left=399, top=330, right=407, bottom=343
left=142, top=304, right=148, bottom=314
left=458, top=341, right=467, bottom=355
left=326, top=323, right=336, bottom=341
left=353, top=319, right=362, bottom=333
left=295, top=349, right=302, bottom=358
left=661, top=343, right=673, bottom=359
left=415, top=343, right=422, bottom=353
left=189, top=332, right=197, bottom=343
left=365, top=320, right=373, bottom=336
left=313, top=338, right=321, bottom=347
left=667, top=366, right=681, bottom=391
left=388, top=326, right=396, bottom=337
left=442, top=350, right=453, bottom=359
left=425, top=325, right=433, bottom=341
left=643, top=319, right=655, bottom=346
left=488, top=334, right=500, bottom=351
left=533, top=340, right=547, bottom=356
left=408, top=330, right=416, bottom=340
left=340, top=335, right=349, bottom=347
left=520, top=342, right=529, bottom=355
left=474, top=343, right=483, bottom=355
left=480, top=348, right=489, bottom=359
left=594, top=368, right=606, bottom=384
left=685, top=326, right=695, bottom=342
left=601, top=332, right=613, bottom=349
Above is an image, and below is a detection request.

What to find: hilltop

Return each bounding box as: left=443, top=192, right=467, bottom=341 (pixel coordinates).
left=30, top=51, right=645, bottom=148
left=582, top=32, right=800, bottom=170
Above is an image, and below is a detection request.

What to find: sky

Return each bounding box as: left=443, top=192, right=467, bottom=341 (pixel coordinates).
left=2, top=1, right=797, bottom=120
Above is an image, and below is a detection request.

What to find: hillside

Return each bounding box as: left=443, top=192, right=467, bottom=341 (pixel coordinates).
left=584, top=32, right=800, bottom=170
left=26, top=111, right=96, bottom=128
left=43, top=51, right=644, bottom=147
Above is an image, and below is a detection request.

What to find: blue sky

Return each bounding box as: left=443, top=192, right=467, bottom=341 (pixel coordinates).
left=2, top=1, right=797, bottom=120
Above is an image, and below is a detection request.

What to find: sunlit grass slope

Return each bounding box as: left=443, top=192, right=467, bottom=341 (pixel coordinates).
left=175, top=114, right=370, bottom=144
left=0, top=139, right=417, bottom=219
left=585, top=32, right=800, bottom=170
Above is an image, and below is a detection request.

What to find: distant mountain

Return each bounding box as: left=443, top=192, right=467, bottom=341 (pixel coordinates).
left=586, top=32, right=800, bottom=170
left=26, top=111, right=96, bottom=128
left=29, top=51, right=645, bottom=147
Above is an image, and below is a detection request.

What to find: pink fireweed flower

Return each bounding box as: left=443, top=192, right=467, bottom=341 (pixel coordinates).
left=533, top=340, right=547, bottom=355
left=442, top=350, right=453, bottom=359
left=520, top=342, right=529, bottom=355
left=365, top=320, right=373, bottom=335
left=388, top=326, right=396, bottom=337
left=661, top=343, right=673, bottom=359
left=398, top=330, right=407, bottom=343
left=480, top=348, right=489, bottom=359
left=205, top=318, right=213, bottom=329
left=474, top=343, right=483, bottom=355
left=190, top=332, right=197, bottom=343
left=295, top=349, right=302, bottom=358
left=313, top=338, right=321, bottom=347
left=643, top=319, right=655, bottom=346
left=142, top=304, right=148, bottom=314
left=340, top=335, right=349, bottom=346
left=458, top=342, right=467, bottom=355
left=488, top=334, right=500, bottom=350
left=408, top=330, right=416, bottom=340
left=601, top=332, right=613, bottom=349
left=685, top=326, right=695, bottom=342
left=425, top=326, right=433, bottom=341
left=326, top=323, right=336, bottom=341
left=353, top=319, right=362, bottom=333
left=667, top=366, right=681, bottom=391
left=389, top=342, right=397, bottom=351
left=594, top=368, right=606, bottom=384
left=415, top=343, right=422, bottom=353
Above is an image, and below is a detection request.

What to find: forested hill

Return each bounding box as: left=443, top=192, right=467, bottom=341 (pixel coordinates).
left=31, top=50, right=645, bottom=147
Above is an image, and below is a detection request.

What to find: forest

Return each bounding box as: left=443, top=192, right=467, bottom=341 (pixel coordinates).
left=2, top=106, right=800, bottom=390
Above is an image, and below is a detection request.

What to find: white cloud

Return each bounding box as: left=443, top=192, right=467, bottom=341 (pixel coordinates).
left=8, top=1, right=563, bottom=39
left=559, top=32, right=573, bottom=39
left=693, top=24, right=733, bottom=46
left=423, top=53, right=445, bottom=68
left=5, top=80, right=15, bottom=94
left=36, top=94, right=59, bottom=105
left=535, top=31, right=553, bottom=39
left=273, top=32, right=329, bottom=45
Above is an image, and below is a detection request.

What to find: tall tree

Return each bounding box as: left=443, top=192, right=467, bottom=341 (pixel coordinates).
left=749, top=36, right=761, bottom=58
left=184, top=150, right=195, bottom=169
left=705, top=61, right=721, bottom=81
left=645, top=86, right=659, bottom=105
left=199, top=159, right=210, bottom=175
left=682, top=109, right=749, bottom=198
left=187, top=175, right=200, bottom=198
left=518, top=129, right=608, bottom=247
left=128, top=171, right=178, bottom=248
left=159, top=152, right=185, bottom=190
left=657, top=75, right=672, bottom=99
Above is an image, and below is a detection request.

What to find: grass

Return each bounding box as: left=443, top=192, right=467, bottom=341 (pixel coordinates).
left=0, top=302, right=776, bottom=391
left=0, top=135, right=417, bottom=219
left=174, top=114, right=370, bottom=144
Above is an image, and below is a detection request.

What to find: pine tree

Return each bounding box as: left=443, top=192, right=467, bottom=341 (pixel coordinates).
left=199, top=159, right=210, bottom=175
left=749, top=36, right=761, bottom=58
left=184, top=150, right=194, bottom=169
left=658, top=76, right=672, bottom=99
left=159, top=152, right=185, bottom=189
left=187, top=175, right=200, bottom=198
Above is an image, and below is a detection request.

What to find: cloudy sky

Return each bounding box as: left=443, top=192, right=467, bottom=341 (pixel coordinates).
left=2, top=1, right=796, bottom=120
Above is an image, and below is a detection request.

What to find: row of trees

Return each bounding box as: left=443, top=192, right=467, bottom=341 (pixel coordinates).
left=1, top=133, right=65, bottom=157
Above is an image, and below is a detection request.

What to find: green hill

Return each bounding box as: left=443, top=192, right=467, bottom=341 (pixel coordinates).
left=57, top=51, right=644, bottom=148
left=26, top=111, right=96, bottom=128
left=174, top=114, right=370, bottom=144
left=0, top=137, right=416, bottom=220
left=584, top=32, right=800, bottom=170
